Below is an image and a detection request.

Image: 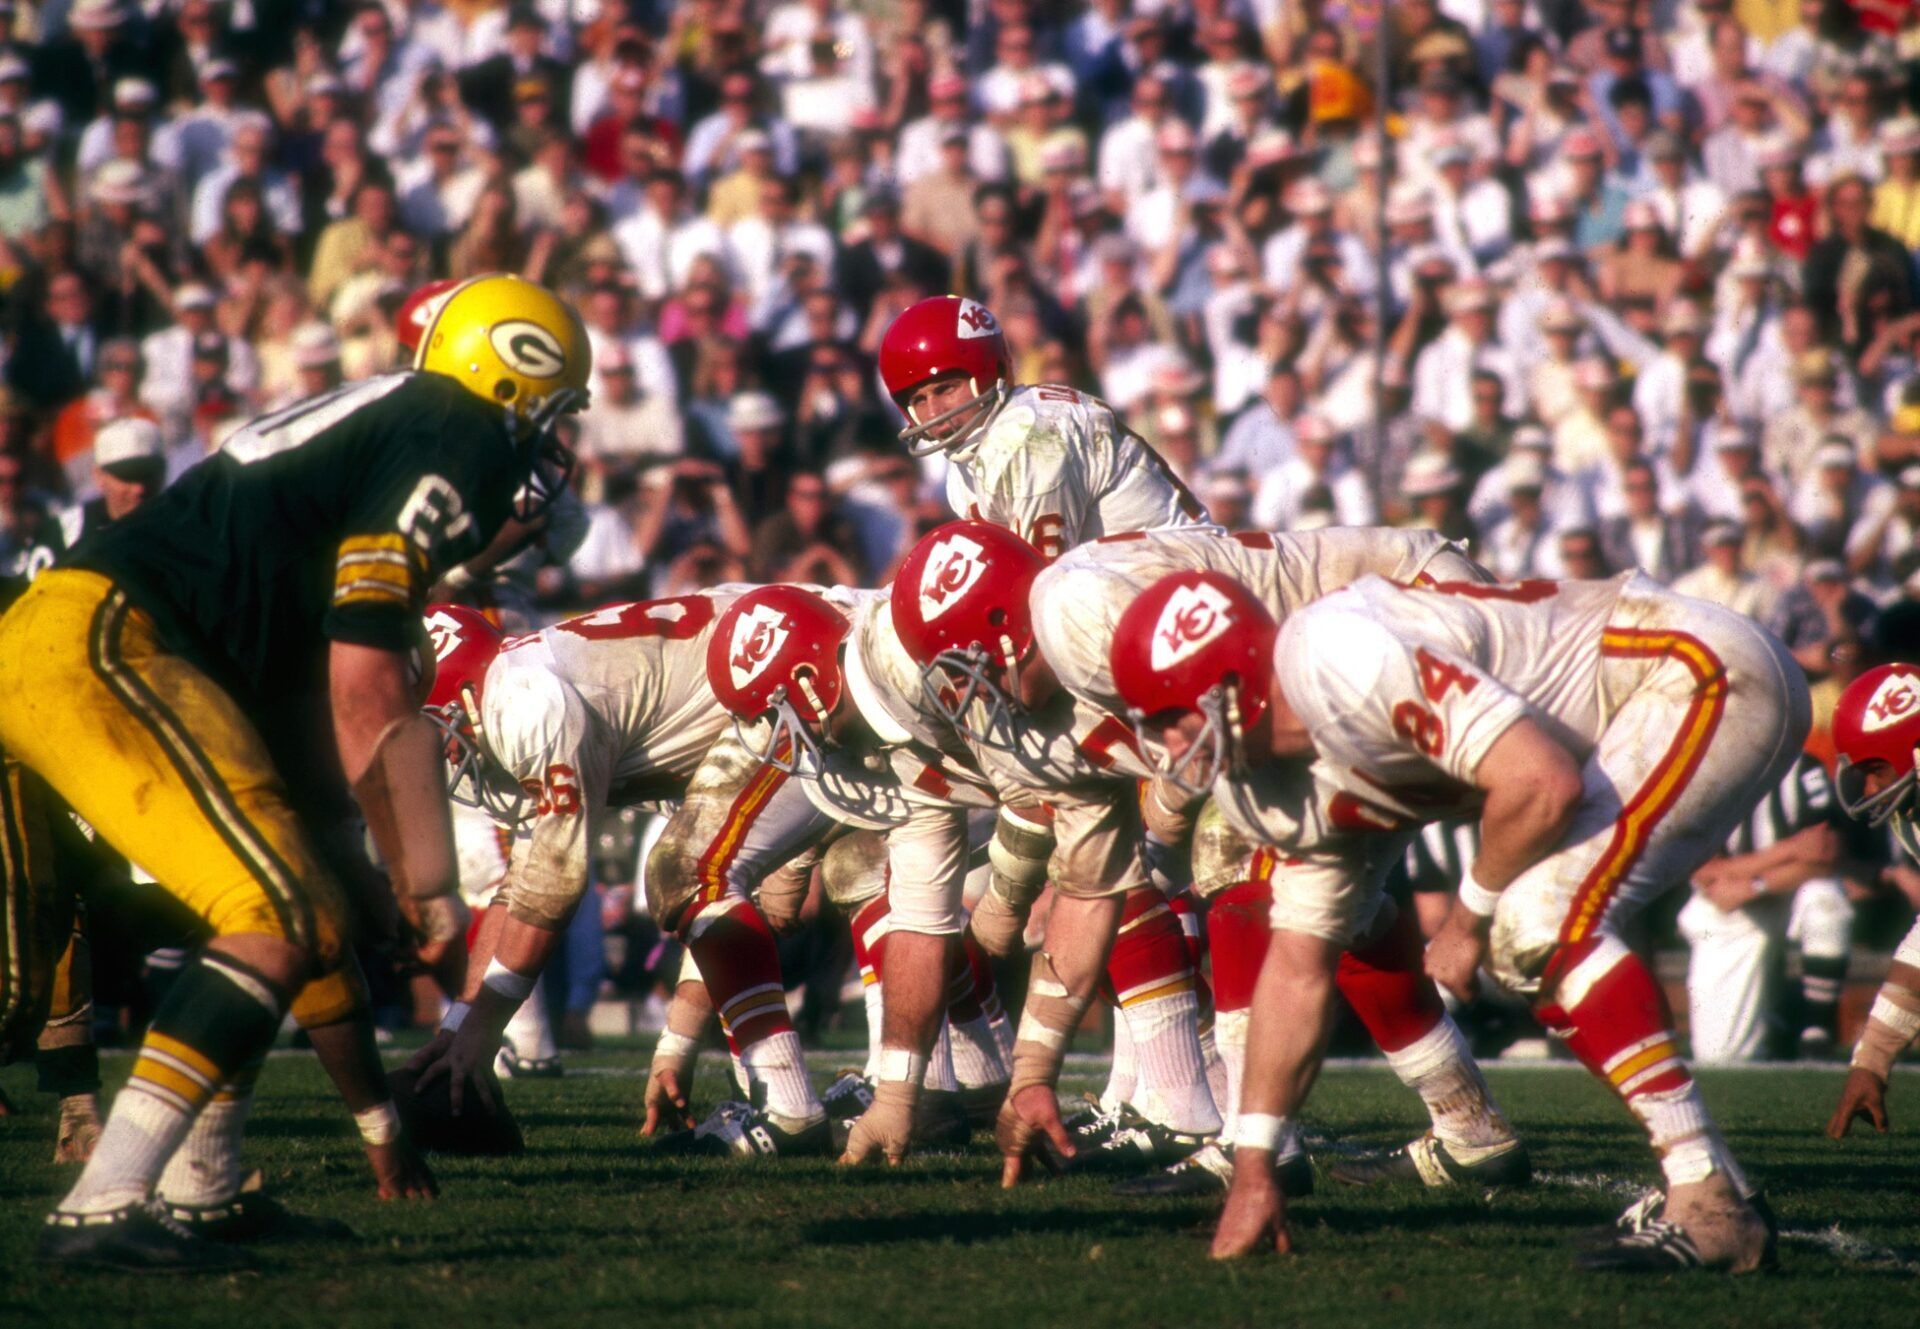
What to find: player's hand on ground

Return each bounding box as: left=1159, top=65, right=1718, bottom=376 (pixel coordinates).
left=53, top=1093, right=102, bottom=1163
left=995, top=1083, right=1072, bottom=1187
left=1210, top=1153, right=1293, bottom=1259
left=1424, top=911, right=1488, bottom=1004
left=1827, top=1067, right=1890, bottom=1138
left=404, top=1028, right=456, bottom=1075
left=412, top=1021, right=502, bottom=1117
left=841, top=1081, right=917, bottom=1166
left=641, top=1065, right=694, bottom=1136
left=368, top=1136, right=439, bottom=1200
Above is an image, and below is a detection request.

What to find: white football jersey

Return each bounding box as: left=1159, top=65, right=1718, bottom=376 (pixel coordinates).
left=1033, top=525, right=1487, bottom=717
left=945, top=384, right=1212, bottom=557
left=480, top=589, right=747, bottom=905
left=1272, top=574, right=1641, bottom=826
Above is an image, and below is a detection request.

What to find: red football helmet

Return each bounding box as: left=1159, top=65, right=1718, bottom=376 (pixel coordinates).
left=707, top=586, right=851, bottom=775
left=421, top=604, right=523, bottom=819
left=892, top=520, right=1048, bottom=749
left=1110, top=571, right=1279, bottom=796
left=1834, top=663, right=1920, bottom=859
left=396, top=278, right=464, bottom=357
left=878, top=295, right=1013, bottom=456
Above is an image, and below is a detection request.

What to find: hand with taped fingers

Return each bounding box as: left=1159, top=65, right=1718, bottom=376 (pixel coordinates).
left=642, top=1064, right=695, bottom=1136
left=840, top=1080, right=919, bottom=1166
left=995, top=1083, right=1074, bottom=1187
left=1826, top=1067, right=1890, bottom=1138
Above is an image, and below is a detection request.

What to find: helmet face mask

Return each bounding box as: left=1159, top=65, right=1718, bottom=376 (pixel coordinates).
left=425, top=684, right=530, bottom=823
left=511, top=413, right=580, bottom=523
left=1131, top=682, right=1244, bottom=799
left=734, top=673, right=838, bottom=779
left=901, top=373, right=1009, bottom=456
left=921, top=639, right=1026, bottom=751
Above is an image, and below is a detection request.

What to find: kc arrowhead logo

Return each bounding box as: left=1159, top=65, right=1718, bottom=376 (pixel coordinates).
left=919, top=532, right=988, bottom=622
left=728, top=603, right=790, bottom=691
left=1150, top=581, right=1236, bottom=671
left=1863, top=670, right=1920, bottom=733
left=955, top=298, right=999, bottom=339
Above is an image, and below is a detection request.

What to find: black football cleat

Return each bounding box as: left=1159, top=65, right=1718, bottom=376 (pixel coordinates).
left=1326, top=1132, right=1532, bottom=1189
left=654, top=1102, right=834, bottom=1159
left=1572, top=1204, right=1777, bottom=1276
left=40, top=1201, right=254, bottom=1273
left=821, top=1070, right=875, bottom=1123
left=1061, top=1105, right=1207, bottom=1176
left=1111, top=1143, right=1316, bottom=1198
left=1063, top=1096, right=1128, bottom=1151
left=1580, top=1188, right=1778, bottom=1258
left=161, top=1191, right=357, bottom=1244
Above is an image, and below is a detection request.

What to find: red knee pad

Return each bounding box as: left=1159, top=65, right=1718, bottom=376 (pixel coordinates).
left=1335, top=906, right=1444, bottom=1055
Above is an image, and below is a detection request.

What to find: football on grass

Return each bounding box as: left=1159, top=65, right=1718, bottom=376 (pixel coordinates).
left=388, top=1065, right=526, bottom=1156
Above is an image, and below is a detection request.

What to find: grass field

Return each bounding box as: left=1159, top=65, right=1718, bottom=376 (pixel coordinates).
left=2, top=1045, right=1917, bottom=1329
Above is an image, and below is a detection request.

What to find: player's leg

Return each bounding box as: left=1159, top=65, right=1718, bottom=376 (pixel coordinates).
left=1325, top=897, right=1527, bottom=1186
left=1676, top=892, right=1773, bottom=1064
left=0, top=571, right=352, bottom=1269
left=1786, top=878, right=1853, bottom=1056
left=646, top=736, right=834, bottom=1151
left=1490, top=609, right=1808, bottom=1272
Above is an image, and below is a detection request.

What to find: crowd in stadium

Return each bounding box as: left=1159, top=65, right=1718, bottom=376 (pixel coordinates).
left=1, top=0, right=1918, bottom=1065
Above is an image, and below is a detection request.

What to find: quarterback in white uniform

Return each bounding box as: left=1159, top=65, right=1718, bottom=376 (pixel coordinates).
left=1026, top=526, right=1528, bottom=1193
left=1103, top=569, right=1806, bottom=1272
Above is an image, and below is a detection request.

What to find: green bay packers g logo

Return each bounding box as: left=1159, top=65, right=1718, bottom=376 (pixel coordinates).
left=489, top=320, right=567, bottom=379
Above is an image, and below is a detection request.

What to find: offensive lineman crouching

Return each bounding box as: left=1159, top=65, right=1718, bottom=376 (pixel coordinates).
left=1102, top=570, right=1806, bottom=1271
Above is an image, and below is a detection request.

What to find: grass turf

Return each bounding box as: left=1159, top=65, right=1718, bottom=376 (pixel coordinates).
left=2, top=1048, right=1917, bottom=1329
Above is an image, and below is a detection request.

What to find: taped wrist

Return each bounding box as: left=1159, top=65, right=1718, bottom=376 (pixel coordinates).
left=988, top=806, right=1054, bottom=912
left=874, top=1047, right=930, bottom=1086
left=1140, top=778, right=1198, bottom=845
left=355, top=1100, right=401, bottom=1147
left=1851, top=981, right=1920, bottom=1080
left=1007, top=951, right=1091, bottom=1095
left=651, top=1029, right=700, bottom=1075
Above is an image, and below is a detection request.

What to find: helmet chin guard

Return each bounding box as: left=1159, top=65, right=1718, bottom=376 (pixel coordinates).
left=734, top=679, right=833, bottom=779
left=921, top=639, right=1026, bottom=752
left=1131, top=680, right=1246, bottom=799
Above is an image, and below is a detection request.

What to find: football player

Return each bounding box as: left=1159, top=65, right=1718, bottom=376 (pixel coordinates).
left=990, top=525, right=1529, bottom=1194
left=1103, top=569, right=1806, bottom=1272
left=0, top=273, right=588, bottom=1271
left=1825, top=664, right=1920, bottom=1137
left=878, top=295, right=1210, bottom=558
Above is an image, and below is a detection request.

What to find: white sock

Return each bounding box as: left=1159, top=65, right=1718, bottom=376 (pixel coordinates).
left=155, top=1091, right=251, bottom=1206
left=1382, top=1017, right=1510, bottom=1149
left=1125, top=990, right=1222, bottom=1136
left=1200, top=1024, right=1229, bottom=1127
left=503, top=988, right=557, bottom=1062
left=926, top=1022, right=960, bottom=1091
left=62, top=1085, right=199, bottom=1214
left=1101, top=1005, right=1136, bottom=1112
left=861, top=980, right=885, bottom=1081
left=1214, top=1007, right=1249, bottom=1138
left=949, top=1012, right=1009, bottom=1089
left=1632, top=1083, right=1750, bottom=1195
left=741, top=1031, right=822, bottom=1124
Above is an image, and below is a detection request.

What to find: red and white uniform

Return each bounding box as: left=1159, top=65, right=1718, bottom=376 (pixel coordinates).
left=944, top=384, right=1210, bottom=558
left=1032, top=526, right=1491, bottom=943
left=1273, top=573, right=1810, bottom=984
left=478, top=591, right=763, bottom=926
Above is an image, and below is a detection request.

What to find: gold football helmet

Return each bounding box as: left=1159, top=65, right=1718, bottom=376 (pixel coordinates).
left=415, top=273, right=591, bottom=517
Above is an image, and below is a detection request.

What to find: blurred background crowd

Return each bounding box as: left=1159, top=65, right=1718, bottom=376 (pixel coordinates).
left=3, top=0, right=1919, bottom=1061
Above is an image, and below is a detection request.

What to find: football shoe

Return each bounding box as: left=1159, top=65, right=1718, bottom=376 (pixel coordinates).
left=821, top=1070, right=875, bottom=1123
left=40, top=1201, right=253, bottom=1273
left=161, top=1191, right=357, bottom=1244
left=1574, top=1197, right=1777, bottom=1274
left=1060, top=1104, right=1207, bottom=1176
left=1111, top=1143, right=1316, bottom=1198
left=494, top=1047, right=564, bottom=1079
left=1325, top=1132, right=1532, bottom=1189
left=653, top=1101, right=834, bottom=1159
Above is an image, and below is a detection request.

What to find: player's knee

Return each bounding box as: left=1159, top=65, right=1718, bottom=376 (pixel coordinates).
left=820, top=831, right=888, bottom=911
left=288, top=961, right=369, bottom=1028
left=644, top=833, right=700, bottom=933
left=886, top=885, right=964, bottom=936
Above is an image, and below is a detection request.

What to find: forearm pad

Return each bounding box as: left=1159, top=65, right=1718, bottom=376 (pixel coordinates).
left=988, top=805, right=1053, bottom=911
left=1851, top=981, right=1920, bottom=1080
left=1007, top=951, right=1094, bottom=1095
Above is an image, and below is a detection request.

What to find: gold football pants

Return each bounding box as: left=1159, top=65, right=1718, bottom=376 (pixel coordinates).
left=0, top=570, right=347, bottom=971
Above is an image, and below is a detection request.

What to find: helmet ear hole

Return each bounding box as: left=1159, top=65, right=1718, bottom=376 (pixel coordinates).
left=494, top=379, right=518, bottom=402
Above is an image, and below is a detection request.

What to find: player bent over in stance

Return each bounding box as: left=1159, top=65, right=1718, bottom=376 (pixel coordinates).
left=1825, top=664, right=1920, bottom=1136
left=0, top=273, right=587, bottom=1270
left=1104, top=569, right=1805, bottom=1270
left=408, top=593, right=853, bottom=1156
left=1025, top=527, right=1527, bottom=1194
